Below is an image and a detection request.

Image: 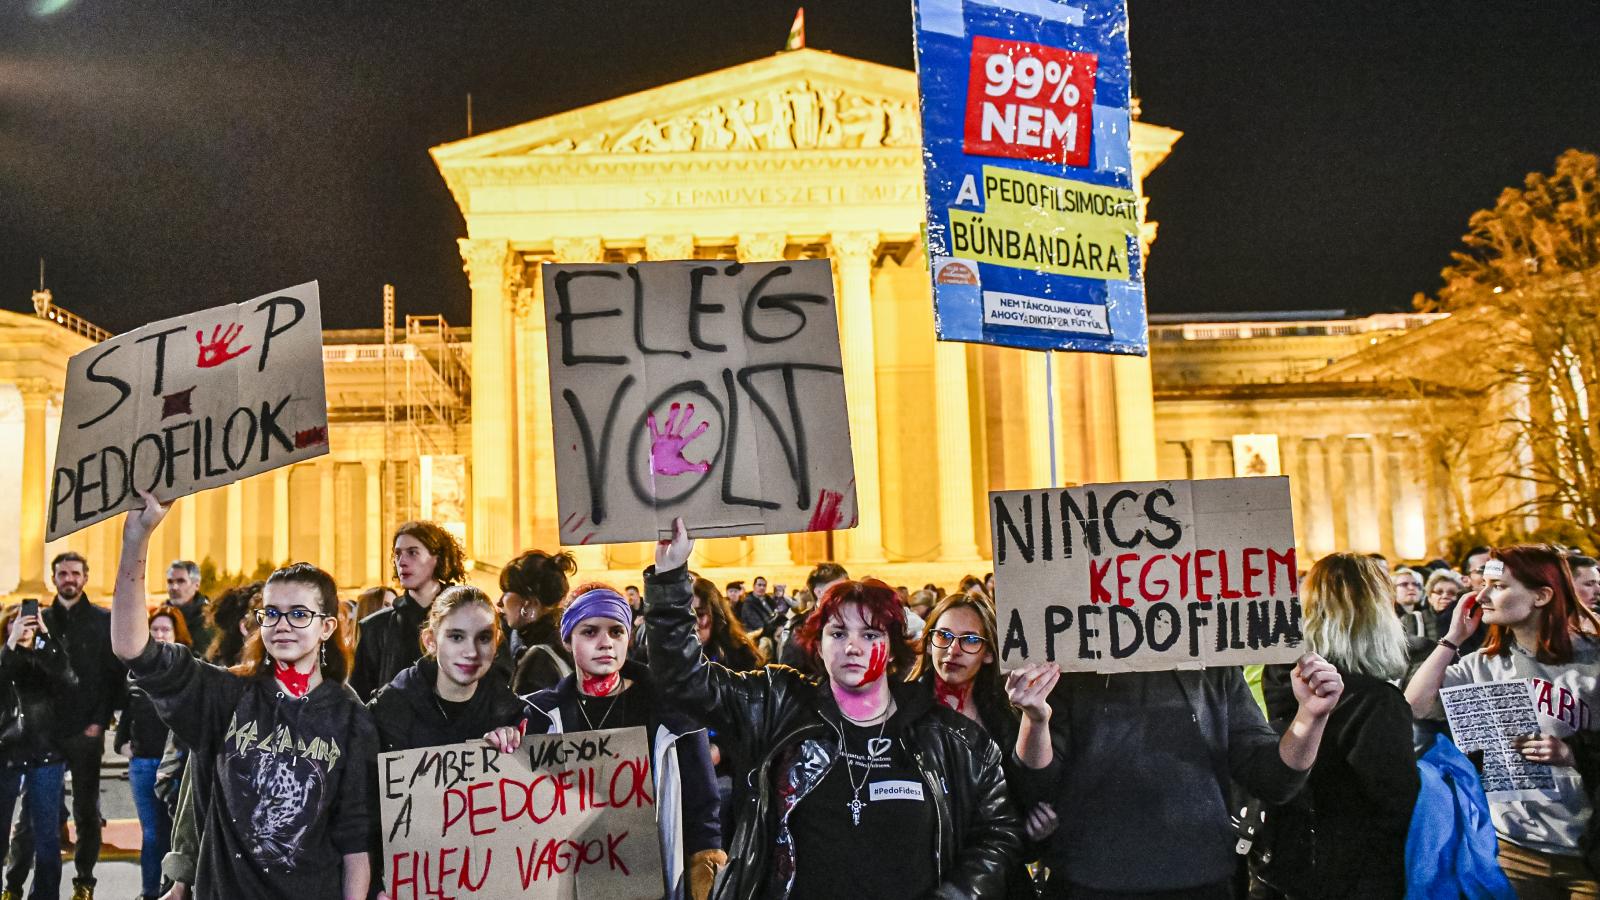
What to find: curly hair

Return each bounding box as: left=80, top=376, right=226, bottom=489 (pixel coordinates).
left=795, top=578, right=916, bottom=676
left=206, top=580, right=265, bottom=666
left=501, top=550, right=577, bottom=610
left=393, top=521, right=467, bottom=585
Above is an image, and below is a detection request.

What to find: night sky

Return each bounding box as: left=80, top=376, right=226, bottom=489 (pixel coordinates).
left=3, top=1, right=1597, bottom=333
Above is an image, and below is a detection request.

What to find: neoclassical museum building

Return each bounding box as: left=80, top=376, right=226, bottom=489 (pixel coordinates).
left=1, top=50, right=1489, bottom=598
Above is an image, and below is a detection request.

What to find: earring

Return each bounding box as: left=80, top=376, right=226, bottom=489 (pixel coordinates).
left=320, top=641, right=327, bottom=666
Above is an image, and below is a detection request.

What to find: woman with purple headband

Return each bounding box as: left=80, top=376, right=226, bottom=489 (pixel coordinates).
left=523, top=581, right=725, bottom=900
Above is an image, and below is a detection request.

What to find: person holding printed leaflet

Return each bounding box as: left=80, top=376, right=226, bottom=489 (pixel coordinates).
left=110, top=490, right=376, bottom=900
left=367, top=585, right=530, bottom=899
left=1406, top=545, right=1600, bottom=898
left=1035, top=619, right=1344, bottom=897
left=905, top=591, right=1062, bottom=896
left=524, top=580, right=724, bottom=900
left=645, top=518, right=1022, bottom=900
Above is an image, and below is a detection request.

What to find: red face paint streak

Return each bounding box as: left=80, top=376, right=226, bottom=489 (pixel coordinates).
left=581, top=671, right=620, bottom=697
left=934, top=678, right=972, bottom=712
left=861, top=642, right=888, bottom=685
left=275, top=660, right=312, bottom=698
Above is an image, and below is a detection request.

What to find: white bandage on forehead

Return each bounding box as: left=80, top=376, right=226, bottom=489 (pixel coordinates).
left=1482, top=559, right=1506, bottom=580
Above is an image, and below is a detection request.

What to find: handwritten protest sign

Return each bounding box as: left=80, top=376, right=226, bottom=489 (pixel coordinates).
left=47, top=282, right=327, bottom=541
left=378, top=727, right=663, bottom=900
left=1440, top=680, right=1558, bottom=799
left=543, top=259, right=856, bottom=544
left=914, top=0, right=1146, bottom=354
left=993, top=476, right=1303, bottom=672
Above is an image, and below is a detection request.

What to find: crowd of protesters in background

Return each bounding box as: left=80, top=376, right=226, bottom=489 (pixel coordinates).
left=3, top=494, right=1599, bottom=899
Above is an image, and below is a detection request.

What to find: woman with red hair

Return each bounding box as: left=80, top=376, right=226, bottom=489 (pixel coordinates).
left=644, top=518, right=1021, bottom=899
left=1406, top=544, right=1600, bottom=897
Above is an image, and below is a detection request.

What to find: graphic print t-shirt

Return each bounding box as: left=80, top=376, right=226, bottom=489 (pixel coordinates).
left=130, top=640, right=376, bottom=900
left=788, top=721, right=938, bottom=899
left=1445, top=635, right=1600, bottom=855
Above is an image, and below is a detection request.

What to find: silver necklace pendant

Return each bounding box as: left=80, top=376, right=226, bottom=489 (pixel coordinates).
left=848, top=796, right=864, bottom=826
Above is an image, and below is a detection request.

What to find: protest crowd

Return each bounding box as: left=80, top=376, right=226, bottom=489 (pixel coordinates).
left=0, top=491, right=1596, bottom=900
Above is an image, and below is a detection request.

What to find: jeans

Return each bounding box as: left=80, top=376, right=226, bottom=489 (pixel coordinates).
left=0, top=762, right=66, bottom=900
left=7, top=729, right=103, bottom=888
left=129, top=757, right=170, bottom=898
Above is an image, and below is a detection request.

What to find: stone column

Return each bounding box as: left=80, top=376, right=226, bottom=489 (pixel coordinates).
left=224, top=481, right=244, bottom=575
left=933, top=341, right=981, bottom=560
left=829, top=231, right=885, bottom=563
left=1278, top=436, right=1308, bottom=557
left=736, top=233, right=798, bottom=569
left=1372, top=436, right=1397, bottom=560
left=1325, top=435, right=1350, bottom=552
left=318, top=459, right=337, bottom=570
left=1111, top=356, right=1159, bottom=481
left=1021, top=352, right=1053, bottom=486
left=364, top=460, right=383, bottom=585
left=272, top=466, right=290, bottom=564
left=460, top=238, right=524, bottom=568
left=551, top=237, right=609, bottom=576
left=16, top=378, right=52, bottom=594
left=178, top=492, right=198, bottom=563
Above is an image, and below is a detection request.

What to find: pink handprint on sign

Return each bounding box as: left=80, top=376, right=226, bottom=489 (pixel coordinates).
left=195, top=322, right=252, bottom=368
left=648, top=402, right=712, bottom=476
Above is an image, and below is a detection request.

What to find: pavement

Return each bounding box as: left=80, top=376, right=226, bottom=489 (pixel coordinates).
left=5, top=752, right=155, bottom=898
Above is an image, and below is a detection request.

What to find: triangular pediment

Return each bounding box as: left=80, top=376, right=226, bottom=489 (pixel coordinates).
left=432, top=48, right=920, bottom=161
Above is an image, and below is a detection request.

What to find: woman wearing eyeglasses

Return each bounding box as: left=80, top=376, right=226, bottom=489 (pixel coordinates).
left=110, top=490, right=376, bottom=900
left=906, top=591, right=1062, bottom=896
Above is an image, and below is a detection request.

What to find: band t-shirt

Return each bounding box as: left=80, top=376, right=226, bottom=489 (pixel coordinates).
left=788, top=721, right=938, bottom=899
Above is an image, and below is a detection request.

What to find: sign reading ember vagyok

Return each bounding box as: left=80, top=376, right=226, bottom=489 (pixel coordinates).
left=378, top=727, right=663, bottom=900
left=543, top=259, right=856, bottom=545
left=992, top=477, right=1303, bottom=673
left=47, top=282, right=328, bottom=541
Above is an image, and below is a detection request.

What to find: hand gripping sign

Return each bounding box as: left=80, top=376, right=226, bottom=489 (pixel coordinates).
left=378, top=727, right=664, bottom=900
left=543, top=259, right=857, bottom=545
left=992, top=477, right=1304, bottom=673
left=47, top=282, right=328, bottom=541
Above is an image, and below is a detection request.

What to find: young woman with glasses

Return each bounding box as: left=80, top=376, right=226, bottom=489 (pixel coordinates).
left=906, top=591, right=1063, bottom=895
left=110, top=490, right=376, bottom=900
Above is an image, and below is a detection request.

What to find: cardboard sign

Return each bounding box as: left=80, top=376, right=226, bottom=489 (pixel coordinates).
left=378, top=727, right=664, bottom=900
left=992, top=477, right=1303, bottom=673
left=544, top=259, right=856, bottom=544
left=914, top=0, right=1146, bottom=355
left=47, top=282, right=327, bottom=541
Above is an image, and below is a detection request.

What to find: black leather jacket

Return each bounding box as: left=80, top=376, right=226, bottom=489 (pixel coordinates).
left=0, top=634, right=79, bottom=765
left=645, top=565, right=1022, bottom=900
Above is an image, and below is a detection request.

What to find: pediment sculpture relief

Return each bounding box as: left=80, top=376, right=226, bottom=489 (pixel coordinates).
left=529, top=81, right=918, bottom=154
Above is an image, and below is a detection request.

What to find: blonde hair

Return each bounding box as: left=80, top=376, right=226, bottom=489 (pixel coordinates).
left=1302, top=553, right=1409, bottom=682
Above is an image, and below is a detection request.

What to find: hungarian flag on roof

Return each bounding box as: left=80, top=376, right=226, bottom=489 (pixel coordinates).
left=785, top=7, right=805, bottom=50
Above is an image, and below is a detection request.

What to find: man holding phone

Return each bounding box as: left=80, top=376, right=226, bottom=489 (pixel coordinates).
left=4, top=552, right=123, bottom=900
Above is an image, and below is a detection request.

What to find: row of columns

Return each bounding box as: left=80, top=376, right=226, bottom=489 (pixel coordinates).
left=1169, top=432, right=1447, bottom=562
left=458, top=230, right=988, bottom=575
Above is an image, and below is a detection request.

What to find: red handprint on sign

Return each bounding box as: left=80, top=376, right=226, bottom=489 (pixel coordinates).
left=647, top=402, right=711, bottom=476
left=195, top=323, right=252, bottom=368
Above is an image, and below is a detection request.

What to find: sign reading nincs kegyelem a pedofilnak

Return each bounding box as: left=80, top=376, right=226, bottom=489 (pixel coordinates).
left=378, top=727, right=664, bottom=900
left=46, top=282, right=329, bottom=542
left=992, top=477, right=1304, bottom=673
left=914, top=0, right=1147, bottom=355
left=543, top=259, right=857, bottom=545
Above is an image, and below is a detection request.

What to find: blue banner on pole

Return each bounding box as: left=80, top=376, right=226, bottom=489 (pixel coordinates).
left=914, top=0, right=1147, bottom=356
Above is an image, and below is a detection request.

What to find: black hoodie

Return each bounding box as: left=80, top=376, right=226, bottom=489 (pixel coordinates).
left=367, top=658, right=532, bottom=753
left=129, top=639, right=376, bottom=900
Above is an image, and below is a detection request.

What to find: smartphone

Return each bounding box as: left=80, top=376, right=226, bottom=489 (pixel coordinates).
left=19, top=599, right=37, bottom=621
